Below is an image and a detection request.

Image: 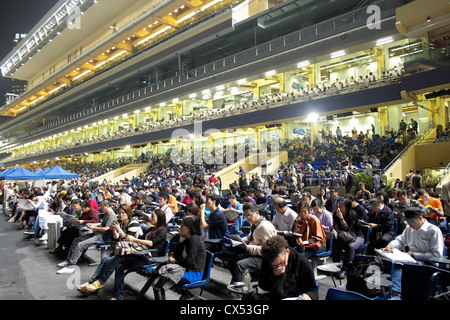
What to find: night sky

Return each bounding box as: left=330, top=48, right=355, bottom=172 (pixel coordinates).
left=0, top=0, right=59, bottom=103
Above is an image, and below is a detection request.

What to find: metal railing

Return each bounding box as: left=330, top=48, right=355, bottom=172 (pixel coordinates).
left=437, top=162, right=450, bottom=186
left=383, top=127, right=434, bottom=172
left=3, top=0, right=400, bottom=148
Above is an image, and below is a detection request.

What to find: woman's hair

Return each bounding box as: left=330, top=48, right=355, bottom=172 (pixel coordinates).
left=119, top=204, right=133, bottom=219
left=297, top=200, right=310, bottom=213
left=261, top=235, right=288, bottom=263
left=310, top=197, right=323, bottom=208
left=147, top=209, right=167, bottom=239
left=182, top=215, right=201, bottom=236
left=376, top=190, right=389, bottom=205
left=185, top=203, right=201, bottom=218
left=340, top=199, right=352, bottom=212
left=153, top=209, right=167, bottom=229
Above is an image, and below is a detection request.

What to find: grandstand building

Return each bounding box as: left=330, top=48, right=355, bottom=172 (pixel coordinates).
left=0, top=0, right=449, bottom=188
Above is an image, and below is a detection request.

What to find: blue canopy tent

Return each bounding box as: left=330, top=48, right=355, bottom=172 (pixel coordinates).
left=34, top=168, right=43, bottom=174
left=0, top=166, right=44, bottom=180
left=0, top=167, right=17, bottom=178
left=41, top=166, right=79, bottom=179
left=41, top=167, right=51, bottom=175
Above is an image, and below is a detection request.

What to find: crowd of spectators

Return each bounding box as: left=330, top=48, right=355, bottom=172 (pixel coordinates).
left=3, top=64, right=449, bottom=300
left=2, top=145, right=448, bottom=299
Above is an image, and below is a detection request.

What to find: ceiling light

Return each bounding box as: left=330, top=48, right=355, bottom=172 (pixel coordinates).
left=297, top=60, right=310, bottom=68
left=376, top=36, right=394, bottom=46
left=331, top=50, right=346, bottom=58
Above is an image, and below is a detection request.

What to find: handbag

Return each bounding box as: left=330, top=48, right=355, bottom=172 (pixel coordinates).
left=114, top=240, right=149, bottom=256
left=337, top=230, right=356, bottom=244
left=346, top=256, right=383, bottom=298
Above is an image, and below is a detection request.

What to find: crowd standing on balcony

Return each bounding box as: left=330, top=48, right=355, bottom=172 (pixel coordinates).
left=7, top=66, right=405, bottom=163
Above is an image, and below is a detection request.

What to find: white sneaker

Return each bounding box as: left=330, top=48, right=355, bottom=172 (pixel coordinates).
left=8, top=218, right=15, bottom=223
left=39, top=234, right=48, bottom=241
left=23, top=231, right=35, bottom=235
left=57, top=260, right=70, bottom=268
left=57, top=265, right=75, bottom=274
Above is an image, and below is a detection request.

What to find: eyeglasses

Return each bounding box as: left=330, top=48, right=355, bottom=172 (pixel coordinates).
left=244, top=212, right=255, bottom=219
left=271, top=252, right=288, bottom=270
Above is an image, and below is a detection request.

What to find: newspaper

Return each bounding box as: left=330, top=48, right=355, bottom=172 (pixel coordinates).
left=224, top=234, right=246, bottom=247
left=375, top=248, right=417, bottom=264
left=223, top=209, right=239, bottom=220
left=17, top=199, right=36, bottom=211
left=60, top=213, right=80, bottom=226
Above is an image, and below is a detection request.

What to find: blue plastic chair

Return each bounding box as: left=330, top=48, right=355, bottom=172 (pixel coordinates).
left=395, top=263, right=450, bottom=300
left=357, top=225, right=370, bottom=253
left=325, top=287, right=373, bottom=300
left=179, top=250, right=215, bottom=298
left=89, top=229, right=113, bottom=266
left=312, top=231, right=334, bottom=280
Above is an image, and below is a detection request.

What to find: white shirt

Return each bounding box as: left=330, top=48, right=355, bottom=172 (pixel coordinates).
left=160, top=204, right=173, bottom=224
left=30, top=196, right=49, bottom=211
left=390, top=220, right=443, bottom=262
left=119, top=193, right=132, bottom=205
left=272, top=206, right=297, bottom=232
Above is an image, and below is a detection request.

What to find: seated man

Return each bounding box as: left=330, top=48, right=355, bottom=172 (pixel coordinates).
left=227, top=203, right=277, bottom=283
left=382, top=207, right=444, bottom=294
left=272, top=197, right=297, bottom=233
left=225, top=195, right=244, bottom=231
left=255, top=189, right=269, bottom=205
left=158, top=192, right=173, bottom=225
left=325, top=187, right=343, bottom=214
left=417, top=189, right=445, bottom=231
left=56, top=200, right=109, bottom=274
left=392, top=189, right=427, bottom=235
left=355, top=183, right=371, bottom=202
left=257, top=235, right=318, bottom=300
left=201, top=193, right=228, bottom=253
left=367, top=198, right=395, bottom=254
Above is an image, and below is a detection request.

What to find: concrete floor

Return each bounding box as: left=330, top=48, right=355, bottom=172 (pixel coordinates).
left=0, top=207, right=339, bottom=302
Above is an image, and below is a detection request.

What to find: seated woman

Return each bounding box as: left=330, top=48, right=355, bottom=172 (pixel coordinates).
left=150, top=215, right=206, bottom=300
left=330, top=199, right=364, bottom=278
left=49, top=198, right=82, bottom=255
left=74, top=204, right=145, bottom=296
left=112, top=209, right=168, bottom=300
left=292, top=201, right=326, bottom=259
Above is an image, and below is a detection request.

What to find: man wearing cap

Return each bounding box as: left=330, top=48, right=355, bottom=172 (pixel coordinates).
left=382, top=207, right=444, bottom=294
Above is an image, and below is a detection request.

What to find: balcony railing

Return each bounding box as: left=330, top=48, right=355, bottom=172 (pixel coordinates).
left=5, top=73, right=402, bottom=163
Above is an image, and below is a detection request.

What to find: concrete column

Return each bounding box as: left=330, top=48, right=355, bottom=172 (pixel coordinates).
left=433, top=97, right=446, bottom=129
left=283, top=72, right=294, bottom=94
left=183, top=100, right=193, bottom=116
left=387, top=105, right=402, bottom=131
left=378, top=108, right=388, bottom=136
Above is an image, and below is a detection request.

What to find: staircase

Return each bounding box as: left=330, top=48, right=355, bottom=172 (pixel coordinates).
left=90, top=163, right=149, bottom=185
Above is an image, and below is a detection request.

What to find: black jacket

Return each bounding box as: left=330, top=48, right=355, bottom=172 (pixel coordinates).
left=258, top=249, right=318, bottom=300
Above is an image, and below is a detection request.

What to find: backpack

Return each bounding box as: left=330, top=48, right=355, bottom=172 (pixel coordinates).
left=347, top=172, right=357, bottom=185
left=346, top=256, right=383, bottom=298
